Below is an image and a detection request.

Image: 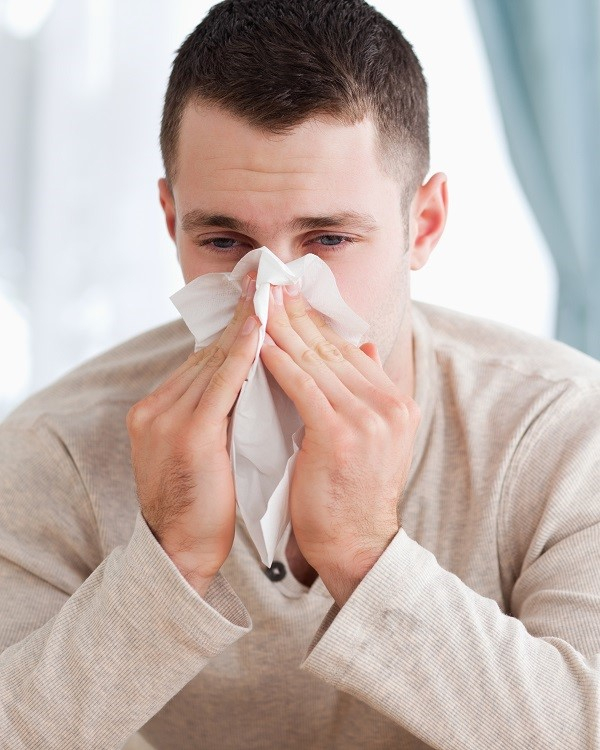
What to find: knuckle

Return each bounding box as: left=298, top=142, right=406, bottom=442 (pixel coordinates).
left=356, top=407, right=383, bottom=436
left=307, top=334, right=324, bottom=350
left=209, top=367, right=229, bottom=392
left=192, top=347, right=208, bottom=363
left=206, top=345, right=226, bottom=369
left=315, top=341, right=343, bottom=362
left=287, top=304, right=308, bottom=322
left=300, top=347, right=322, bottom=368
left=126, top=401, right=150, bottom=434
left=309, top=309, right=327, bottom=330
left=388, top=394, right=420, bottom=425
left=340, top=341, right=359, bottom=359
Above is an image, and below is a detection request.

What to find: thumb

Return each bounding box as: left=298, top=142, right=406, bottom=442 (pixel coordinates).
left=359, top=342, right=382, bottom=367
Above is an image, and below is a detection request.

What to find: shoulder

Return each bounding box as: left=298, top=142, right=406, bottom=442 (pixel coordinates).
left=413, top=303, right=600, bottom=584
left=2, top=318, right=194, bottom=484
left=414, top=301, right=600, bottom=413
left=0, top=320, right=194, bottom=552
left=5, top=319, right=194, bottom=430
left=412, top=301, right=600, bottom=496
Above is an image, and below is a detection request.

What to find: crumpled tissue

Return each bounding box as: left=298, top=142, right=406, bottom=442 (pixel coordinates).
left=171, top=246, right=370, bottom=566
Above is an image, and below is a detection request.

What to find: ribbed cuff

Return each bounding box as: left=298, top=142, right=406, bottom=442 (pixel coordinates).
left=109, top=511, right=252, bottom=656
left=301, top=529, right=431, bottom=685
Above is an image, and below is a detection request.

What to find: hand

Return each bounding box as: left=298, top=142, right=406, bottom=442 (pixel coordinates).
left=260, top=283, right=420, bottom=605
left=126, top=274, right=259, bottom=595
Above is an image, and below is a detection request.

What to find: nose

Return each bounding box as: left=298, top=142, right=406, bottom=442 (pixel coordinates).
left=256, top=242, right=298, bottom=265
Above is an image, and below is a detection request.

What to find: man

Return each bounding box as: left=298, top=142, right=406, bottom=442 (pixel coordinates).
left=1, top=1, right=599, bottom=748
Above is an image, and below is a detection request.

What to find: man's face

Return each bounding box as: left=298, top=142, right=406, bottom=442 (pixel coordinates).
left=160, top=103, right=427, bottom=383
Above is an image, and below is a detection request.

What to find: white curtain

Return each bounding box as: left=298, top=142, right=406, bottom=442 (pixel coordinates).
left=0, top=0, right=555, bottom=420
left=0, top=17, right=34, bottom=415
left=472, top=0, right=600, bottom=358
left=0, top=0, right=214, bottom=417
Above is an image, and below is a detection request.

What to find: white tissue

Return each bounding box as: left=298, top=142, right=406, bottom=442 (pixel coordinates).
left=171, top=246, right=370, bottom=566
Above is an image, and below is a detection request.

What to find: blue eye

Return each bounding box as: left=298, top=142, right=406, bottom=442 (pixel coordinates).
left=310, top=235, right=356, bottom=250
left=196, top=237, right=248, bottom=253
left=211, top=238, right=239, bottom=249
left=195, top=234, right=356, bottom=255
left=318, top=235, right=344, bottom=245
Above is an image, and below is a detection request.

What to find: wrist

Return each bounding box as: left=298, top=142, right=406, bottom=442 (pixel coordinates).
left=318, top=567, right=366, bottom=607
left=316, top=528, right=399, bottom=606
left=144, top=519, right=223, bottom=597
left=161, top=542, right=221, bottom=598
left=169, top=554, right=216, bottom=598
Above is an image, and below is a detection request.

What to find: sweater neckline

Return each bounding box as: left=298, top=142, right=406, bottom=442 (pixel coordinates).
left=404, top=302, right=437, bottom=497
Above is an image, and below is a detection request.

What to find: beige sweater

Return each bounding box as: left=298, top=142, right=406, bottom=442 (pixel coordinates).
left=1, top=302, right=600, bottom=750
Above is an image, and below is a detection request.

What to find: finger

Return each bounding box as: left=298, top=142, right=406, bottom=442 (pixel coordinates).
left=268, top=285, right=375, bottom=408
left=302, top=300, right=394, bottom=392
left=259, top=332, right=334, bottom=430
left=145, top=333, right=219, bottom=403
left=128, top=349, right=211, bottom=430
left=168, top=330, right=250, bottom=421
left=170, top=275, right=256, bottom=418
left=194, top=315, right=260, bottom=429
left=360, top=342, right=382, bottom=367
left=216, top=275, right=257, bottom=354
left=141, top=274, right=256, bottom=417
left=281, top=283, right=393, bottom=392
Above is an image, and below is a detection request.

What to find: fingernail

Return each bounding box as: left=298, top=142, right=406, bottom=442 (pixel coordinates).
left=262, top=333, right=276, bottom=346
left=241, top=275, right=251, bottom=297
left=241, top=316, right=257, bottom=335
left=245, top=278, right=256, bottom=299
left=271, top=285, right=283, bottom=305
left=284, top=280, right=301, bottom=297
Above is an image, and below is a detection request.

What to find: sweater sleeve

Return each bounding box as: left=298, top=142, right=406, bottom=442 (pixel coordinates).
left=0, top=422, right=251, bottom=750
left=300, top=386, right=600, bottom=750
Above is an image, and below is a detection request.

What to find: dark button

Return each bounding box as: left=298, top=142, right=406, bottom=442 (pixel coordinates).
left=264, top=561, right=286, bottom=582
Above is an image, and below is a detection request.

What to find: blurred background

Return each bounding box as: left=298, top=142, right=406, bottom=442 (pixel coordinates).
left=1, top=0, right=598, bottom=419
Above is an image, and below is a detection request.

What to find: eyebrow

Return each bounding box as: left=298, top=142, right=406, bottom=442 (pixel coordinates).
left=181, top=210, right=379, bottom=235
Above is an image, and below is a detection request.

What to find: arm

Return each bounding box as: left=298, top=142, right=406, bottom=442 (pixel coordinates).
left=0, top=276, right=261, bottom=748
left=259, top=285, right=600, bottom=748
left=0, top=424, right=250, bottom=750
left=300, top=387, right=600, bottom=750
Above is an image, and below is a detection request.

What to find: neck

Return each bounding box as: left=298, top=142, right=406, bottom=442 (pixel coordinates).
left=382, top=305, right=415, bottom=397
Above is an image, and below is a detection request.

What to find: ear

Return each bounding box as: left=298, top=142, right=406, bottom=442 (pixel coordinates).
left=158, top=177, right=177, bottom=243
left=409, top=172, right=448, bottom=271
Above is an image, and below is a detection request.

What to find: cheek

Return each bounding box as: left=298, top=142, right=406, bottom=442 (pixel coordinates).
left=177, top=240, right=237, bottom=284
left=335, top=276, right=377, bottom=320
left=331, top=250, right=408, bottom=321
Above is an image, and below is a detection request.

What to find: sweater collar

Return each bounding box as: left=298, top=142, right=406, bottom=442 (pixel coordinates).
left=404, top=302, right=438, bottom=496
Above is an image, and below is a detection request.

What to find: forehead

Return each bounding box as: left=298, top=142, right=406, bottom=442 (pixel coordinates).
left=176, top=103, right=388, bottom=187
left=172, top=103, right=405, bottom=230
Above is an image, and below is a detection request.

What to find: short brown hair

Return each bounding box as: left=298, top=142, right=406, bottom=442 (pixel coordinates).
left=160, top=0, right=429, bottom=205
